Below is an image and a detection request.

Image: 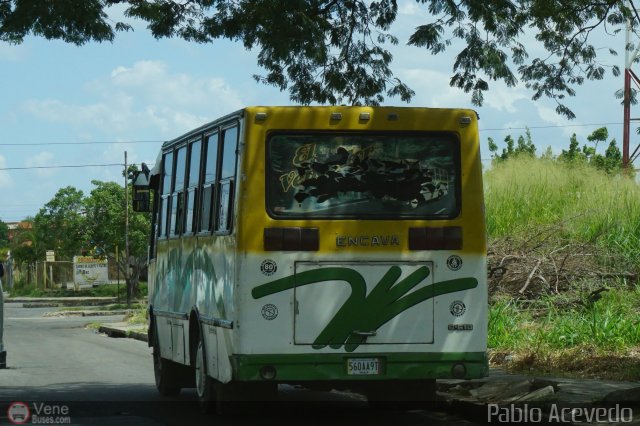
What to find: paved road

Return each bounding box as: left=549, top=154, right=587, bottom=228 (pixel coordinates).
left=1, top=303, right=479, bottom=425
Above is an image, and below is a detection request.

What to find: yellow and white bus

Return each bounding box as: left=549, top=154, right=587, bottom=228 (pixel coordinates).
left=140, top=106, right=487, bottom=408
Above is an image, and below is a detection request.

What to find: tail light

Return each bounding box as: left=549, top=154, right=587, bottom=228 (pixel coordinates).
left=408, top=226, right=462, bottom=250
left=264, top=227, right=319, bottom=251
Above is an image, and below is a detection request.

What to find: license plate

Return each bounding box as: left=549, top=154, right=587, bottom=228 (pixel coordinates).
left=347, top=358, right=381, bottom=375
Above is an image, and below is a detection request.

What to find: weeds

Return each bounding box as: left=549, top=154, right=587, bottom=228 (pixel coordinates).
left=485, top=157, right=640, bottom=379
left=123, top=307, right=148, bottom=326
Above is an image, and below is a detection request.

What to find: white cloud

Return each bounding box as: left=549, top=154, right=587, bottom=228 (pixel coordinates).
left=400, top=68, right=465, bottom=108
left=25, top=151, right=56, bottom=177
left=400, top=67, right=529, bottom=115
left=0, top=155, right=13, bottom=189
left=483, top=85, right=528, bottom=114
left=398, top=1, right=422, bottom=16
left=22, top=60, right=244, bottom=138
left=535, top=105, right=585, bottom=138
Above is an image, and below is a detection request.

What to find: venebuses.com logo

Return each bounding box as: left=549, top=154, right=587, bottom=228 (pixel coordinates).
left=7, top=402, right=71, bottom=424
left=7, top=402, right=30, bottom=424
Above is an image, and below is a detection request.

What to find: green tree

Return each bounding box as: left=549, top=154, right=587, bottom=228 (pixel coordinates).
left=0, top=219, right=8, bottom=248
left=515, top=128, right=536, bottom=157
left=1, top=1, right=636, bottom=114
left=604, top=139, right=623, bottom=174
left=488, top=128, right=536, bottom=163
left=560, top=128, right=623, bottom=174
left=33, top=186, right=86, bottom=260
left=560, top=134, right=585, bottom=164
left=84, top=180, right=150, bottom=299
left=9, top=219, right=38, bottom=265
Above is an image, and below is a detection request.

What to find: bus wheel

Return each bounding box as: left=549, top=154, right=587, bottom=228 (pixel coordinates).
left=195, top=337, right=216, bottom=413
left=152, top=328, right=181, bottom=396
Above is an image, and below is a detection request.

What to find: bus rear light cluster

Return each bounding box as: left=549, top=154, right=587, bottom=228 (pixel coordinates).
left=408, top=226, right=462, bottom=250
left=264, top=227, right=319, bottom=251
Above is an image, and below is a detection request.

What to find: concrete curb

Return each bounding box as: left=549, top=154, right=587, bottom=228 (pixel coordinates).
left=7, top=297, right=118, bottom=303
left=8, top=297, right=119, bottom=307
left=43, top=310, right=134, bottom=317
left=98, top=324, right=148, bottom=343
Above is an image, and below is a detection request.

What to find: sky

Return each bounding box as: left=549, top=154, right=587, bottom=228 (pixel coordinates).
left=0, top=1, right=634, bottom=223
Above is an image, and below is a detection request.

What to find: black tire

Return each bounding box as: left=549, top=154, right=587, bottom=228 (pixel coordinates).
left=195, top=336, right=216, bottom=413
left=152, top=325, right=182, bottom=396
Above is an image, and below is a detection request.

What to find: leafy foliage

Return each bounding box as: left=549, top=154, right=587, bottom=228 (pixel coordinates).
left=489, top=126, right=624, bottom=175
left=84, top=179, right=151, bottom=298
left=17, top=180, right=150, bottom=296
left=33, top=186, right=86, bottom=260
left=0, top=0, right=126, bottom=44
left=559, top=127, right=624, bottom=174
left=487, top=128, right=536, bottom=162
left=8, top=219, right=38, bottom=265
left=1, top=0, right=636, bottom=114
left=0, top=219, right=8, bottom=247
left=124, top=0, right=413, bottom=105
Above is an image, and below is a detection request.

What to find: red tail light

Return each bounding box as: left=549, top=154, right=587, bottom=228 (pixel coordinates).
left=408, top=227, right=462, bottom=250
left=264, top=227, right=319, bottom=251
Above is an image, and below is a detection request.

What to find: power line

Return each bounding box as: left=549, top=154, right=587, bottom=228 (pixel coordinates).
left=0, top=162, right=154, bottom=171
left=0, top=163, right=123, bottom=171
left=481, top=122, right=624, bottom=132
left=0, top=140, right=162, bottom=146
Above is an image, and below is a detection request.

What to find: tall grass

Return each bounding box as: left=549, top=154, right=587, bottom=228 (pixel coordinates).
left=485, top=157, right=640, bottom=263
left=485, top=158, right=640, bottom=377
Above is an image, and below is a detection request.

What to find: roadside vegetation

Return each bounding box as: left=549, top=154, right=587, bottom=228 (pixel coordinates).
left=60, top=303, right=146, bottom=312
left=1, top=173, right=150, bottom=300
left=8, top=282, right=147, bottom=299
left=123, top=307, right=149, bottom=327
left=486, top=128, right=640, bottom=380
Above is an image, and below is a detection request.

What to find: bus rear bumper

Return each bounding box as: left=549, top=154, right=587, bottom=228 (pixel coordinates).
left=230, top=351, right=488, bottom=382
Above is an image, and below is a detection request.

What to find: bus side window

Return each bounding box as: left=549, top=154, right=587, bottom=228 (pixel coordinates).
left=200, top=132, right=219, bottom=232
left=159, top=151, right=174, bottom=238
left=185, top=138, right=202, bottom=234
left=170, top=145, right=187, bottom=237
left=216, top=126, right=238, bottom=233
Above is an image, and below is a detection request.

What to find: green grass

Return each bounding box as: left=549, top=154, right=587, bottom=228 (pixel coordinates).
left=485, top=157, right=640, bottom=379
left=124, top=307, right=148, bottom=326
left=488, top=287, right=640, bottom=379
left=490, top=287, right=640, bottom=352
left=485, top=157, right=640, bottom=265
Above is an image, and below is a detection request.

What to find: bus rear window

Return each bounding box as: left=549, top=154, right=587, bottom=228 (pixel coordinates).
left=267, top=132, right=460, bottom=219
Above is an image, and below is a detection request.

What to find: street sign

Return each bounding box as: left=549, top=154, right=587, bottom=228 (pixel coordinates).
left=45, top=251, right=55, bottom=262
left=73, top=256, right=109, bottom=286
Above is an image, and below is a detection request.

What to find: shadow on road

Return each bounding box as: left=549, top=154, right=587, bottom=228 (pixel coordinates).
left=0, top=382, right=441, bottom=425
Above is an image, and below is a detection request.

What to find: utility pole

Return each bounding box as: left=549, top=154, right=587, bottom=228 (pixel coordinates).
left=124, top=151, right=131, bottom=306
left=624, top=1, right=640, bottom=171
